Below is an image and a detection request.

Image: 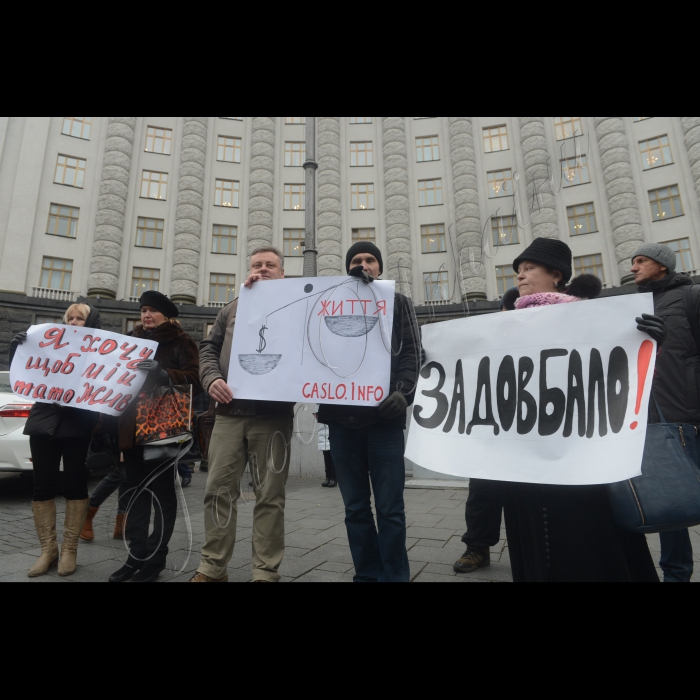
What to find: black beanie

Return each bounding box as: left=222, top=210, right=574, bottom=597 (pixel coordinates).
left=346, top=242, right=384, bottom=275
left=140, top=290, right=179, bottom=319
left=513, top=238, right=573, bottom=284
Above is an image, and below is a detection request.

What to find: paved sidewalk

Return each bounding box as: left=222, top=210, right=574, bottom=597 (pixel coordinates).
left=0, top=471, right=697, bottom=582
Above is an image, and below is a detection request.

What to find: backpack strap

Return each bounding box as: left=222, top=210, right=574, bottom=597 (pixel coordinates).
left=684, top=285, right=700, bottom=357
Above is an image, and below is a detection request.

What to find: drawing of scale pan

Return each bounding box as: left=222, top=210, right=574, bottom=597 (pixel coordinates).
left=324, top=316, right=379, bottom=338
left=239, top=354, right=283, bottom=376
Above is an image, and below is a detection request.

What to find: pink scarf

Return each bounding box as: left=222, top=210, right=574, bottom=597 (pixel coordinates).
left=516, top=292, right=581, bottom=310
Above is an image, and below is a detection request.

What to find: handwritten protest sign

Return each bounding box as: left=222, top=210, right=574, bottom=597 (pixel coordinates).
left=10, top=325, right=158, bottom=417
left=229, top=277, right=395, bottom=406
left=405, top=295, right=657, bottom=486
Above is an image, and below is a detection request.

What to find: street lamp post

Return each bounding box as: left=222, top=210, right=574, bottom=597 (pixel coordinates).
left=303, top=116, right=318, bottom=277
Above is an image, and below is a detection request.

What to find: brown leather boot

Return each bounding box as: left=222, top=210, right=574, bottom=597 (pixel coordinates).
left=28, top=501, right=59, bottom=578
left=113, top=513, right=127, bottom=540
left=80, top=507, right=99, bottom=542
left=58, top=499, right=88, bottom=577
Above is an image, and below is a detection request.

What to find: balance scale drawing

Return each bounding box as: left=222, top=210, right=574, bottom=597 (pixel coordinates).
left=238, top=279, right=389, bottom=379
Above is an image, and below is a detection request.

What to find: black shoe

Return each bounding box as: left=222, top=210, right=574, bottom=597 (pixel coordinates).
left=327, top=480, right=338, bottom=489
left=131, top=565, right=165, bottom=583
left=109, top=564, right=140, bottom=583
left=322, top=479, right=331, bottom=488
left=199, top=466, right=209, bottom=473
left=182, top=476, right=192, bottom=488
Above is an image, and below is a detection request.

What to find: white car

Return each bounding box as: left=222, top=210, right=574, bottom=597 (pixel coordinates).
left=0, top=372, right=34, bottom=473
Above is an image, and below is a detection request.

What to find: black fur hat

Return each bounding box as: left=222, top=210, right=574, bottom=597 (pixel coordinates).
left=140, top=290, right=179, bottom=318
left=567, top=274, right=603, bottom=300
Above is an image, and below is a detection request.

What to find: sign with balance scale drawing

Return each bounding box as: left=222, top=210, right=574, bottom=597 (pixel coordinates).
left=228, top=277, right=396, bottom=406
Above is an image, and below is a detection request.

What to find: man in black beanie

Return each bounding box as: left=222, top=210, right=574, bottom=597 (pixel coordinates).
left=318, top=243, right=422, bottom=583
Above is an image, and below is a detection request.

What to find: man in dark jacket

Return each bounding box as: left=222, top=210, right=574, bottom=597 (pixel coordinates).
left=318, top=242, right=422, bottom=583
left=633, top=243, right=700, bottom=583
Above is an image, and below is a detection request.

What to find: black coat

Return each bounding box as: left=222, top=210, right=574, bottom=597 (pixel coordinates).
left=637, top=273, right=700, bottom=424
left=14, top=309, right=103, bottom=441
left=318, top=293, right=422, bottom=430
left=503, top=290, right=659, bottom=583
left=504, top=483, right=659, bottom=582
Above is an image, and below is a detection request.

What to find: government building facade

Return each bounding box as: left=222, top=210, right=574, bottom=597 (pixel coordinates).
left=1, top=116, right=700, bottom=367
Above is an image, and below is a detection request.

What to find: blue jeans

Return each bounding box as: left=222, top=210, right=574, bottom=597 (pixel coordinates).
left=89, top=464, right=128, bottom=515
left=660, top=530, right=694, bottom=583
left=659, top=431, right=699, bottom=583
left=328, top=423, right=410, bottom=583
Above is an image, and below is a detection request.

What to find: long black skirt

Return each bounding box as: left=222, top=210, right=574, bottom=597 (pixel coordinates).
left=504, top=483, right=659, bottom=583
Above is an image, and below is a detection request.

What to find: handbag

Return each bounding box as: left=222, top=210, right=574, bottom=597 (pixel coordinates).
left=134, top=383, right=193, bottom=446
left=195, top=399, right=217, bottom=460
left=608, top=397, right=700, bottom=534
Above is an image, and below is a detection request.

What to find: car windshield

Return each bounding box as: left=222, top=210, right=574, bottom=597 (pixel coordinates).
left=0, top=372, right=12, bottom=394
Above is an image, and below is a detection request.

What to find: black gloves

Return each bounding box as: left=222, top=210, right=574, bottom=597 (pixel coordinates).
left=12, top=332, right=27, bottom=346
left=378, top=392, right=408, bottom=420
left=348, top=266, right=374, bottom=284
left=138, top=360, right=170, bottom=385
left=637, top=314, right=666, bottom=345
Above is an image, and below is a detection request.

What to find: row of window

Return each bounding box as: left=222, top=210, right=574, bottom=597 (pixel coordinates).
left=37, top=236, right=695, bottom=304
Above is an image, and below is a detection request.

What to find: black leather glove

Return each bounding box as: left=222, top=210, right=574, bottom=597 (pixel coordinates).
left=378, top=392, right=408, bottom=420
left=637, top=314, right=666, bottom=345
left=138, top=359, right=170, bottom=385
left=348, top=266, right=374, bottom=284
left=12, top=332, right=27, bottom=346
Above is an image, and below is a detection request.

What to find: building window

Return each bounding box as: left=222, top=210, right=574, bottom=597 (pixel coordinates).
left=421, top=224, right=446, bottom=253
left=284, top=229, right=305, bottom=257
left=662, top=238, right=694, bottom=272
left=40, top=257, right=73, bottom=290
left=209, top=274, right=237, bottom=303
left=212, top=225, right=237, bottom=255
left=135, top=217, right=164, bottom=248
left=131, top=267, right=160, bottom=298
left=574, top=254, right=605, bottom=281
left=424, top=271, right=449, bottom=302
left=47, top=204, right=79, bottom=238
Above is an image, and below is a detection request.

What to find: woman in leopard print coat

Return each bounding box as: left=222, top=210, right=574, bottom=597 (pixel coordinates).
left=109, top=291, right=202, bottom=584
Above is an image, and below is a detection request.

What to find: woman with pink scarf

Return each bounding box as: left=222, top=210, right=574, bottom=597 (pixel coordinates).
left=505, top=238, right=662, bottom=582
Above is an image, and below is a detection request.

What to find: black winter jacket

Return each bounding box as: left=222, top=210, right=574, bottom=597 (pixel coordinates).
left=638, top=273, right=700, bottom=424
left=9, top=309, right=103, bottom=440
left=318, top=293, right=422, bottom=430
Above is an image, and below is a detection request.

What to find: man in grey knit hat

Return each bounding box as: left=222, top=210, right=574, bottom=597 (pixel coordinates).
left=633, top=243, right=700, bottom=583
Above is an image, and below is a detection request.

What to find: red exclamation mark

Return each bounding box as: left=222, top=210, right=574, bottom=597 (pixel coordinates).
left=631, top=340, right=654, bottom=430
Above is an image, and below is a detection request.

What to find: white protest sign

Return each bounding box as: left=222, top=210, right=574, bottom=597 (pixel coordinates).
left=10, top=325, right=158, bottom=417
left=405, top=295, right=657, bottom=486
left=229, top=277, right=395, bottom=406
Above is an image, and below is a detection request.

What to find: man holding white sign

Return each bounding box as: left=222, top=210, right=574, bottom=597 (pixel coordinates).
left=192, top=247, right=296, bottom=584
left=318, top=242, right=422, bottom=584
left=407, top=238, right=661, bottom=582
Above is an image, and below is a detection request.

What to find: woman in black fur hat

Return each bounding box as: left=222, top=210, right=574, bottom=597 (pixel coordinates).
left=504, top=238, right=663, bottom=583
left=108, top=291, right=202, bottom=583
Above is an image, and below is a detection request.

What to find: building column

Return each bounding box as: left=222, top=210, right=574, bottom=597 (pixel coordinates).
left=681, top=117, right=700, bottom=205
left=88, top=117, right=137, bottom=299
left=317, top=117, right=342, bottom=276
left=247, top=117, right=276, bottom=255
left=594, top=117, right=645, bottom=285
left=382, top=117, right=413, bottom=297
left=449, top=117, right=486, bottom=301
left=170, top=117, right=208, bottom=305
left=518, top=117, right=559, bottom=240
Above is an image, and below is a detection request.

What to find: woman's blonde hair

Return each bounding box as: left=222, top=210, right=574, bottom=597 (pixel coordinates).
left=64, top=303, right=91, bottom=325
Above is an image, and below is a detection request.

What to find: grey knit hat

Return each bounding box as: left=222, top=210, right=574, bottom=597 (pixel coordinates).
left=632, top=243, right=676, bottom=273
